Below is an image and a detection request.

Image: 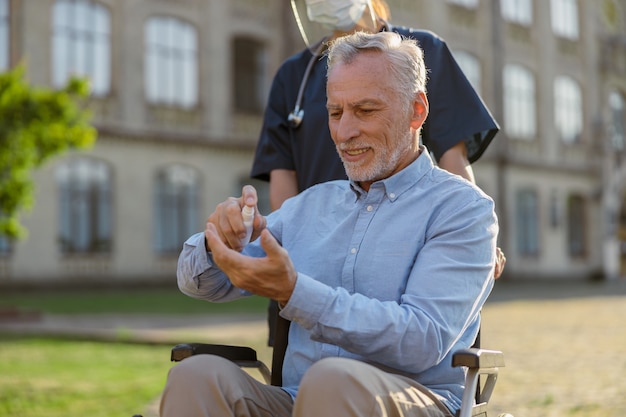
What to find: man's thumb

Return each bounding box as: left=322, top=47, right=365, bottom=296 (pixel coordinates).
left=259, top=229, right=281, bottom=256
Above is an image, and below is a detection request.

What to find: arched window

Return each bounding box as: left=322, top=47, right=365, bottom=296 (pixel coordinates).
left=554, top=75, right=582, bottom=144
left=52, top=0, right=111, bottom=95
left=57, top=157, right=112, bottom=254
left=144, top=16, right=198, bottom=108
left=504, top=64, right=536, bottom=139
left=154, top=164, right=199, bottom=253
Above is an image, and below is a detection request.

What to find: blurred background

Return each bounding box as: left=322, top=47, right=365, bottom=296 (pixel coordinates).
left=1, top=0, right=626, bottom=287
left=2, top=2, right=626, bottom=417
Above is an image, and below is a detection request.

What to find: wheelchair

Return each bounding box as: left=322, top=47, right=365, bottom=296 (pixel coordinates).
left=135, top=309, right=512, bottom=417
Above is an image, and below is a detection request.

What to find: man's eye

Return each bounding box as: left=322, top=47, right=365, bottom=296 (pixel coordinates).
left=329, top=111, right=341, bottom=119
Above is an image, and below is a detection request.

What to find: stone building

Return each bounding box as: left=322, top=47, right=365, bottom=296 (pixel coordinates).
left=1, top=0, right=625, bottom=286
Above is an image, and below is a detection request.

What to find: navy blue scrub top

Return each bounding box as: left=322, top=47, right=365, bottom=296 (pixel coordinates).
left=251, top=26, right=499, bottom=193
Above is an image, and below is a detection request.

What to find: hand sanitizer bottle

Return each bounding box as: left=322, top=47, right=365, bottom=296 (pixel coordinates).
left=241, top=205, right=254, bottom=245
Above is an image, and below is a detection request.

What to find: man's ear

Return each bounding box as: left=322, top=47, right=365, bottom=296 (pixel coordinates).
left=410, top=91, right=429, bottom=130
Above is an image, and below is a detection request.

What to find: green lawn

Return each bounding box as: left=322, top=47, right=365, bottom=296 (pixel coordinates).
left=0, top=336, right=173, bottom=417
left=0, top=288, right=269, bottom=417
left=0, top=287, right=268, bottom=315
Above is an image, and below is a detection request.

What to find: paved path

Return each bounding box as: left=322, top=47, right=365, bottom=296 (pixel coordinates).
left=3, top=279, right=624, bottom=339
left=0, top=312, right=268, bottom=345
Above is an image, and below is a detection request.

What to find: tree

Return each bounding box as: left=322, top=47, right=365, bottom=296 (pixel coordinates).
left=0, top=65, right=97, bottom=240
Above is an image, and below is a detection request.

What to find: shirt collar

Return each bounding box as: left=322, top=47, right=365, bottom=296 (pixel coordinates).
left=349, top=146, right=434, bottom=202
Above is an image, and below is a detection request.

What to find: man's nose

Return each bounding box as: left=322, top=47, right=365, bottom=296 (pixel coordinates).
left=335, top=113, right=359, bottom=143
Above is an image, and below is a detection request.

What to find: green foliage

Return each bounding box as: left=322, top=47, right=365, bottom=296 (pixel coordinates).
left=0, top=64, right=97, bottom=239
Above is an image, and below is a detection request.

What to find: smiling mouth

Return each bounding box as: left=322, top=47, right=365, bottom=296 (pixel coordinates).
left=345, top=148, right=370, bottom=156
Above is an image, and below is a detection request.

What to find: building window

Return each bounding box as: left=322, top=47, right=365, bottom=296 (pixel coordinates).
left=52, top=0, right=111, bottom=95
left=57, top=158, right=112, bottom=254
left=0, top=235, right=10, bottom=256
left=503, top=64, right=536, bottom=139
left=551, top=0, right=579, bottom=40
left=447, top=0, right=479, bottom=7
left=233, top=37, right=266, bottom=114
left=609, top=91, right=625, bottom=151
left=0, top=0, right=8, bottom=71
left=501, top=0, right=532, bottom=25
left=554, top=76, right=582, bottom=144
left=516, top=189, right=539, bottom=256
left=145, top=16, right=198, bottom=108
left=452, top=50, right=482, bottom=94
left=154, top=165, right=199, bottom=254
left=0, top=209, right=11, bottom=255
left=567, top=194, right=586, bottom=257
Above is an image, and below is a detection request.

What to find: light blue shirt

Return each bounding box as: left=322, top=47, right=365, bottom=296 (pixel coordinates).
left=177, top=148, right=498, bottom=413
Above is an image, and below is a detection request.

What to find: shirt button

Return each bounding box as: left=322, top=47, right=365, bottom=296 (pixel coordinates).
left=389, top=193, right=396, bottom=199
left=367, top=205, right=373, bottom=212
left=351, top=248, right=357, bottom=254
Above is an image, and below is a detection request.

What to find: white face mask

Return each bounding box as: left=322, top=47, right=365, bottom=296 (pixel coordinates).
left=305, top=0, right=369, bottom=31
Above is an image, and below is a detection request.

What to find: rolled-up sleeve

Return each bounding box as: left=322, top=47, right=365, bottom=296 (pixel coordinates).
left=176, top=232, right=249, bottom=302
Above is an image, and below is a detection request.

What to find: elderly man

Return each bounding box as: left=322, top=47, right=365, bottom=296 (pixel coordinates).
left=160, top=31, right=498, bottom=417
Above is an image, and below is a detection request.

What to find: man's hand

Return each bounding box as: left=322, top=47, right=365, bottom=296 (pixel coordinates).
left=494, top=247, right=506, bottom=280
left=204, top=185, right=266, bottom=253
left=205, top=225, right=297, bottom=305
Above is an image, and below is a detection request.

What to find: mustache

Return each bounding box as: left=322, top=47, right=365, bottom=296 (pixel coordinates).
left=337, top=140, right=372, bottom=151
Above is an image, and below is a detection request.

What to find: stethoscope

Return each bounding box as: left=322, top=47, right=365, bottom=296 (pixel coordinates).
left=287, top=39, right=327, bottom=128
left=286, top=21, right=388, bottom=129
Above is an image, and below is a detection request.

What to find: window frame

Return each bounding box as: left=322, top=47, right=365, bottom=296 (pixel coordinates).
left=567, top=194, right=587, bottom=258
left=232, top=36, right=266, bottom=115
left=609, top=90, right=625, bottom=151
left=57, top=157, right=112, bottom=255
left=452, top=50, right=482, bottom=95
left=516, top=188, right=540, bottom=256
left=52, top=0, right=111, bottom=95
left=554, top=75, right=583, bottom=144
left=503, top=64, right=537, bottom=140
left=500, top=0, right=533, bottom=26
left=550, top=0, right=579, bottom=40
left=144, top=16, right=199, bottom=109
left=0, top=0, right=8, bottom=71
left=153, top=164, right=200, bottom=254
left=447, top=0, right=479, bottom=8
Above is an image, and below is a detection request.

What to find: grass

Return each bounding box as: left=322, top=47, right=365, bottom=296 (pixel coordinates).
left=0, top=336, right=174, bottom=417
left=0, top=287, right=268, bottom=315
left=0, top=287, right=271, bottom=417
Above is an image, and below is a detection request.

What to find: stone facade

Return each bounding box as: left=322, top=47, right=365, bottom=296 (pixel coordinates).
left=2, top=0, right=626, bottom=286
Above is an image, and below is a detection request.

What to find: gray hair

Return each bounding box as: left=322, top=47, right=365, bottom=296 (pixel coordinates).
left=326, top=31, right=427, bottom=107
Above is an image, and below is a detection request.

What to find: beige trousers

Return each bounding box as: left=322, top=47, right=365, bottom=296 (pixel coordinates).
left=160, top=355, right=454, bottom=417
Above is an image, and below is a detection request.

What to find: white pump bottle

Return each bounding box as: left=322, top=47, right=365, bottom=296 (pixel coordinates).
left=241, top=205, right=254, bottom=246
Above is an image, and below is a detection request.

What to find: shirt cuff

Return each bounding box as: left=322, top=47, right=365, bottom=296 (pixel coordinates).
left=177, top=232, right=213, bottom=295
left=279, top=273, right=333, bottom=330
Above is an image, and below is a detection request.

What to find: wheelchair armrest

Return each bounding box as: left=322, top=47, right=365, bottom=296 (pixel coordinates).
left=453, top=348, right=505, bottom=417
left=171, top=343, right=272, bottom=384
left=452, top=348, right=505, bottom=369
left=171, top=343, right=259, bottom=362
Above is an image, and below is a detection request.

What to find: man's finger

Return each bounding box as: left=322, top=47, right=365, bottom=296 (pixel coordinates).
left=206, top=223, right=238, bottom=260
left=241, top=185, right=257, bottom=207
